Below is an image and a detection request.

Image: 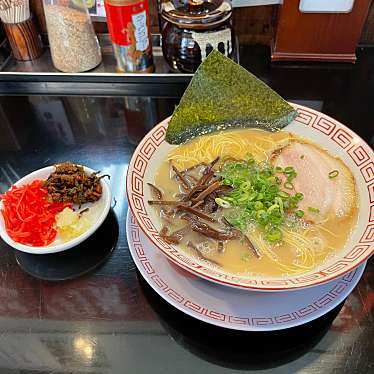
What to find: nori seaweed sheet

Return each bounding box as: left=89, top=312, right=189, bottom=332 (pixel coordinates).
left=165, top=50, right=298, bottom=144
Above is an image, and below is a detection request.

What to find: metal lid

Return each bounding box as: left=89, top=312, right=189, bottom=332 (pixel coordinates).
left=161, top=0, right=232, bottom=29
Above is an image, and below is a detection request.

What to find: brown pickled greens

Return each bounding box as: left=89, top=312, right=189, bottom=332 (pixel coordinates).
left=44, top=162, right=109, bottom=205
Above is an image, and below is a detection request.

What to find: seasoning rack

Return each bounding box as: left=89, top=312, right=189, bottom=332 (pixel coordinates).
left=0, top=33, right=240, bottom=96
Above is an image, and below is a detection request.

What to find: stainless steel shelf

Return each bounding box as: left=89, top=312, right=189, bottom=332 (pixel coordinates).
left=0, top=34, right=189, bottom=96
left=0, top=34, right=239, bottom=96
left=1, top=34, right=188, bottom=76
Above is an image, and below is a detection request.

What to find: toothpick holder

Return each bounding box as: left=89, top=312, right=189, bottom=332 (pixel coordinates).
left=3, top=17, right=43, bottom=61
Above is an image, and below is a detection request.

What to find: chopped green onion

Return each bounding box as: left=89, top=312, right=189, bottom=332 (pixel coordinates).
left=274, top=197, right=283, bottom=213
left=266, top=228, right=282, bottom=242
left=238, top=193, right=250, bottom=203
left=308, top=207, right=320, bottom=213
left=294, top=192, right=304, bottom=200
left=256, top=210, right=266, bottom=220
left=278, top=191, right=290, bottom=198
left=267, top=204, right=279, bottom=213
left=256, top=193, right=264, bottom=201
left=267, top=176, right=277, bottom=184
left=282, top=166, right=297, bottom=183
left=328, top=170, right=339, bottom=179
left=215, top=198, right=231, bottom=208
left=224, top=197, right=235, bottom=203
left=248, top=192, right=257, bottom=201
left=218, top=157, right=305, bottom=243
left=295, top=210, right=304, bottom=218
left=240, top=181, right=251, bottom=191
left=284, top=182, right=294, bottom=190
left=284, top=166, right=295, bottom=174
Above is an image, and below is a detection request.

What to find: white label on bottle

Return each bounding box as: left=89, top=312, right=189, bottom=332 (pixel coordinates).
left=132, top=10, right=149, bottom=52
left=191, top=29, right=232, bottom=60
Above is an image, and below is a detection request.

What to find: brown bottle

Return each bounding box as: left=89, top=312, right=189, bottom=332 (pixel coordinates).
left=161, top=0, right=233, bottom=73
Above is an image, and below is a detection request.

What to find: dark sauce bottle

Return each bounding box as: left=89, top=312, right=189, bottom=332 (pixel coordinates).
left=161, top=0, right=233, bottom=73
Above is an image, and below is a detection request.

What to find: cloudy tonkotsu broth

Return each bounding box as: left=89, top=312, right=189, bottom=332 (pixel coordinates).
left=151, top=129, right=358, bottom=278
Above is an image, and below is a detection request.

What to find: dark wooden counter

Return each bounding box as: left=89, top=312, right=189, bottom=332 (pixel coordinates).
left=0, top=46, right=373, bottom=373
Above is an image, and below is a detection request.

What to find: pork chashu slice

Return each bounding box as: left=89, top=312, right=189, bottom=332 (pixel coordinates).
left=272, top=142, right=357, bottom=223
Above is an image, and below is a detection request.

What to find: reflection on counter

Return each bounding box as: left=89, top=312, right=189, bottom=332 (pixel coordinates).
left=4, top=95, right=172, bottom=147
left=0, top=95, right=178, bottom=196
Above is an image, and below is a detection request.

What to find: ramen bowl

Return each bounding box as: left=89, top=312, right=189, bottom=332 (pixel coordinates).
left=126, top=104, right=374, bottom=291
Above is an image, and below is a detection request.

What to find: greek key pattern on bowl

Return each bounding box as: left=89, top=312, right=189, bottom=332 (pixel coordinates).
left=295, top=108, right=317, bottom=127
left=312, top=117, right=336, bottom=135
left=130, top=222, right=357, bottom=327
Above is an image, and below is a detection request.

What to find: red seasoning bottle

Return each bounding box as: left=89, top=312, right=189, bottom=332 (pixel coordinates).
left=104, top=0, right=154, bottom=73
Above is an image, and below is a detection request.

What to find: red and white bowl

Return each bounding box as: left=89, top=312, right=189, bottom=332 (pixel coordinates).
left=126, top=104, right=374, bottom=291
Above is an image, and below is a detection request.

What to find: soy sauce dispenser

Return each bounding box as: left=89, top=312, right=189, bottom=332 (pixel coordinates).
left=161, top=0, right=233, bottom=73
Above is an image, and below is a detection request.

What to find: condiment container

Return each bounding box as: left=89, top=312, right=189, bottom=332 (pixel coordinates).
left=3, top=17, right=43, bottom=61
left=43, top=0, right=102, bottom=73
left=0, top=0, right=43, bottom=61
left=104, top=0, right=154, bottom=73
left=161, top=0, right=233, bottom=73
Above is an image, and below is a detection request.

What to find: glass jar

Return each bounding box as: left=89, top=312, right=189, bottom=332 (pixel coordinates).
left=161, top=0, right=233, bottom=73
left=43, top=0, right=102, bottom=73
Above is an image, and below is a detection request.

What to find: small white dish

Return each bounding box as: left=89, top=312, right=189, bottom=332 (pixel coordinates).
left=127, top=211, right=366, bottom=331
left=0, top=165, right=111, bottom=254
